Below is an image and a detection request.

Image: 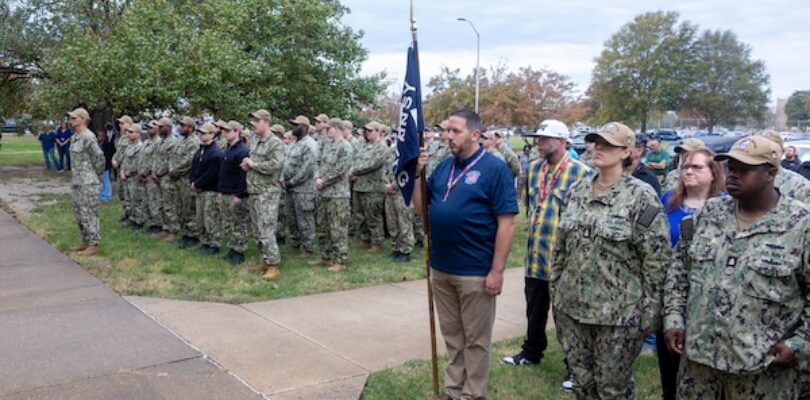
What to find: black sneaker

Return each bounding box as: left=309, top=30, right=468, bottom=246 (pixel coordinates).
left=229, top=251, right=245, bottom=265
left=392, top=250, right=402, bottom=258
left=394, top=253, right=411, bottom=263
left=119, top=214, right=129, bottom=222
left=181, top=237, right=199, bottom=249
left=173, top=235, right=189, bottom=246
left=500, top=352, right=538, bottom=366
left=198, top=244, right=211, bottom=252
left=148, top=225, right=162, bottom=234
left=127, top=221, right=143, bottom=230
left=414, top=239, right=423, bottom=248
left=222, top=249, right=237, bottom=261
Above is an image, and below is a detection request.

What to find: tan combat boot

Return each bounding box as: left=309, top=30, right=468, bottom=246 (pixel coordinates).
left=327, top=263, right=346, bottom=272
left=308, top=259, right=329, bottom=267
left=262, top=265, right=280, bottom=280
left=77, top=245, right=98, bottom=256
left=164, top=232, right=177, bottom=242
left=367, top=244, right=380, bottom=252
left=358, top=241, right=371, bottom=249
left=250, top=261, right=270, bottom=273
left=69, top=242, right=89, bottom=253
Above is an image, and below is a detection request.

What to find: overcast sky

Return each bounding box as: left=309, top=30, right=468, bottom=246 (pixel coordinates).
left=340, top=0, right=809, bottom=105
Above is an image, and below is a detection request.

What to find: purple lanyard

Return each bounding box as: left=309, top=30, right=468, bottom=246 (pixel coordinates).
left=443, top=150, right=486, bottom=201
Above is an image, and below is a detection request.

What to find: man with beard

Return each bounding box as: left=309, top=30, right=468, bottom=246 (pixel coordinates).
left=169, top=117, right=201, bottom=248
left=155, top=117, right=180, bottom=240
left=139, top=120, right=163, bottom=233
left=282, top=116, right=319, bottom=256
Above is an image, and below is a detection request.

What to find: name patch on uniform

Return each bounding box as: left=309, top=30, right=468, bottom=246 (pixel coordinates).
left=464, top=170, right=480, bottom=185
left=637, top=205, right=660, bottom=228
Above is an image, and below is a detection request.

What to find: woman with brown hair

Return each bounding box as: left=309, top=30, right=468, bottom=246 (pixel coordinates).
left=657, top=147, right=725, bottom=400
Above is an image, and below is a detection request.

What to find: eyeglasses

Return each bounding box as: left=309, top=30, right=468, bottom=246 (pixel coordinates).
left=682, top=163, right=708, bottom=172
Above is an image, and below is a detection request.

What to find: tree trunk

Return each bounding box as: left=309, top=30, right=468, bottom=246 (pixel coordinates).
left=640, top=114, right=647, bottom=133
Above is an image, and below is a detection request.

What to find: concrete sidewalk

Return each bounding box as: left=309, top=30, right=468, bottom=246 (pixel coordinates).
left=128, top=269, right=527, bottom=399
left=0, top=209, right=261, bottom=400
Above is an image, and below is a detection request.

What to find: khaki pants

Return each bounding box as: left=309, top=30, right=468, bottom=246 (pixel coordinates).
left=430, top=268, right=496, bottom=400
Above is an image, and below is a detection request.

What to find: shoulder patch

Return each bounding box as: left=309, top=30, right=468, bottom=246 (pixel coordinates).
left=637, top=204, right=660, bottom=228
left=680, top=217, right=694, bottom=241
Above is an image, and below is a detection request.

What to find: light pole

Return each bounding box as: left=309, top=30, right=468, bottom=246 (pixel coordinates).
left=456, top=17, right=479, bottom=114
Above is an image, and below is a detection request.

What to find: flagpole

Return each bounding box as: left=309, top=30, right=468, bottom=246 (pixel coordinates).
left=411, top=1, right=440, bottom=396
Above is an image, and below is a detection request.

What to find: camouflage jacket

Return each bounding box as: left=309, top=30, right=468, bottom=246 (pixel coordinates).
left=317, top=138, right=352, bottom=198
left=352, top=140, right=389, bottom=193
left=246, top=133, right=284, bottom=195
left=663, top=168, right=680, bottom=192
left=121, top=140, right=144, bottom=178
left=216, top=137, right=228, bottom=152
left=154, top=135, right=178, bottom=177
left=551, top=174, right=671, bottom=330
left=69, top=128, right=104, bottom=186
left=663, top=195, right=810, bottom=374
left=498, top=142, right=521, bottom=177
left=112, top=133, right=128, bottom=167
left=426, top=141, right=450, bottom=178
left=137, top=136, right=162, bottom=176
left=169, top=134, right=200, bottom=177
left=775, top=167, right=810, bottom=204
left=282, top=135, right=318, bottom=193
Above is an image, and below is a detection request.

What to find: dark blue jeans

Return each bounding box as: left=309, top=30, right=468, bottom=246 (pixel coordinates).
left=58, top=145, right=71, bottom=170
left=42, top=147, right=60, bottom=170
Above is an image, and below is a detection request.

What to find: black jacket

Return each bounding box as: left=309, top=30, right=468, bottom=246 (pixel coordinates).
left=190, top=142, right=224, bottom=192
left=632, top=163, right=661, bottom=196
left=217, top=141, right=250, bottom=198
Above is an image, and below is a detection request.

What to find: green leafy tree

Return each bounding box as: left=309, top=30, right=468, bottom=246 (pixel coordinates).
left=683, top=30, right=769, bottom=133
left=590, top=11, right=696, bottom=132
left=785, top=90, right=810, bottom=123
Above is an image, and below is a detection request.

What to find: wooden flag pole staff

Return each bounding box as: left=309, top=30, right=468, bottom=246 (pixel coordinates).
left=411, top=2, right=441, bottom=396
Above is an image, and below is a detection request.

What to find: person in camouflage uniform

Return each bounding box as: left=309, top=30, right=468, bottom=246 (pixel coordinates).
left=214, top=120, right=229, bottom=151
left=169, top=117, right=201, bottom=248
left=120, top=124, right=145, bottom=229
left=482, top=131, right=506, bottom=161
left=551, top=122, right=671, bottom=400
left=349, top=128, right=366, bottom=236
left=761, top=130, right=810, bottom=204
left=269, top=123, right=288, bottom=244
left=349, top=121, right=389, bottom=251
left=309, top=118, right=352, bottom=271
left=189, top=123, right=224, bottom=254
left=139, top=120, right=163, bottom=233
left=664, top=135, right=810, bottom=400
left=384, top=143, right=415, bottom=262
left=242, top=109, right=285, bottom=280
left=217, top=121, right=250, bottom=265
left=282, top=116, right=319, bottom=255
left=112, top=115, right=133, bottom=220
left=66, top=108, right=105, bottom=256
left=495, top=131, right=521, bottom=178
left=426, top=120, right=451, bottom=178
left=154, top=117, right=180, bottom=240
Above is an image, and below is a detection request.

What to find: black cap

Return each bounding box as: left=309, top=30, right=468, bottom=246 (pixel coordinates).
left=634, top=133, right=648, bottom=147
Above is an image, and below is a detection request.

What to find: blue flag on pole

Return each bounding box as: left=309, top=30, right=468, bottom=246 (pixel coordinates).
left=394, top=45, right=424, bottom=206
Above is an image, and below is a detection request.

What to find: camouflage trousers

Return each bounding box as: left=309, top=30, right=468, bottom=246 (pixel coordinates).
left=384, top=192, right=415, bottom=254
left=555, top=311, right=644, bottom=400
left=145, top=178, right=162, bottom=227
left=194, top=191, right=220, bottom=247
left=277, top=192, right=287, bottom=241
left=318, top=196, right=350, bottom=264
left=315, top=192, right=326, bottom=237
left=801, top=364, right=810, bottom=400
left=72, top=183, right=101, bottom=246
left=412, top=208, right=424, bottom=243
left=248, top=192, right=281, bottom=265
left=114, top=169, right=125, bottom=202
left=160, top=176, right=180, bottom=233
left=677, top=359, right=800, bottom=400
left=177, top=178, right=199, bottom=237
left=287, top=192, right=316, bottom=252
left=350, top=191, right=363, bottom=235
left=124, top=178, right=145, bottom=225
left=356, top=191, right=385, bottom=245
left=219, top=194, right=249, bottom=253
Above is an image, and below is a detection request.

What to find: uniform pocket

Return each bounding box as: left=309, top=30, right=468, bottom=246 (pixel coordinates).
left=744, top=254, right=799, bottom=304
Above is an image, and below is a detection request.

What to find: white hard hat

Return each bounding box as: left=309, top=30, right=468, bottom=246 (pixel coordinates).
left=534, top=119, right=570, bottom=140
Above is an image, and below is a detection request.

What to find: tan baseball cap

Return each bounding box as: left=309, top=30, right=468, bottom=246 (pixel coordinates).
left=327, top=117, right=343, bottom=129
left=715, top=136, right=782, bottom=167
left=290, top=115, right=311, bottom=126
left=226, top=120, right=243, bottom=132
left=435, top=120, right=449, bottom=130
left=125, top=124, right=141, bottom=134
left=214, top=119, right=228, bottom=129
left=116, top=115, right=133, bottom=124
left=270, top=124, right=286, bottom=135
left=759, top=129, right=784, bottom=147
left=585, top=122, right=635, bottom=148
left=341, top=120, right=353, bottom=130
left=196, top=122, right=218, bottom=135
left=147, top=120, right=159, bottom=128
left=674, top=138, right=707, bottom=154
left=67, top=108, right=91, bottom=122
left=158, top=117, right=173, bottom=127
left=180, top=116, right=196, bottom=127
left=482, top=130, right=497, bottom=140
left=365, top=121, right=382, bottom=131
left=315, top=114, right=329, bottom=123
left=251, top=109, right=272, bottom=122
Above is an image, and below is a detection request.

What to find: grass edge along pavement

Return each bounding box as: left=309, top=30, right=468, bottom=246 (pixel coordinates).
left=362, top=334, right=663, bottom=400
left=20, top=193, right=528, bottom=304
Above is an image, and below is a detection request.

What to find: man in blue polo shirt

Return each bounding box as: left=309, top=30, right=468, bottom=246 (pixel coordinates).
left=414, top=109, right=518, bottom=400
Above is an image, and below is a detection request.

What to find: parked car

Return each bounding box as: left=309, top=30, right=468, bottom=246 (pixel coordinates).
left=650, top=129, right=681, bottom=142
left=696, top=136, right=739, bottom=154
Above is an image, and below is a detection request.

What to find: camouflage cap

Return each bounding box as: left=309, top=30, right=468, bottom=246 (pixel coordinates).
left=674, top=138, right=707, bottom=154
left=67, top=108, right=91, bottom=122
left=435, top=120, right=449, bottom=130
left=585, top=122, right=635, bottom=148
left=116, top=115, right=133, bottom=124
left=327, top=117, right=343, bottom=129
left=250, top=109, right=272, bottom=122
left=158, top=117, right=173, bottom=127
left=715, top=135, right=782, bottom=167
left=290, top=115, right=311, bottom=126
left=364, top=121, right=379, bottom=131
left=125, top=123, right=141, bottom=134
left=314, top=113, right=329, bottom=123
left=270, top=124, right=286, bottom=135
left=147, top=120, right=159, bottom=128
left=180, top=116, right=196, bottom=127
left=341, top=120, right=353, bottom=130
left=196, top=122, right=218, bottom=135
left=759, top=129, right=784, bottom=147
left=227, top=120, right=243, bottom=132
left=214, top=119, right=228, bottom=129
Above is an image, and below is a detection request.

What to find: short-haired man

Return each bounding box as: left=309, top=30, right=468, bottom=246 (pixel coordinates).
left=120, top=123, right=145, bottom=229
left=782, top=145, right=801, bottom=171
left=414, top=109, right=518, bottom=400
left=169, top=117, right=202, bottom=248
left=627, top=134, right=661, bottom=196
left=155, top=117, right=180, bottom=240
left=112, top=115, right=133, bottom=219
left=66, top=107, right=105, bottom=255
left=645, top=139, right=671, bottom=182
left=282, top=115, right=319, bottom=256
left=139, top=120, right=163, bottom=234
left=190, top=123, right=224, bottom=255
left=217, top=121, right=250, bottom=265
left=349, top=121, right=389, bottom=251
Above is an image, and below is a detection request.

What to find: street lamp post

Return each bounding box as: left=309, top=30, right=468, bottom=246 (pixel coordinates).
left=456, top=17, right=479, bottom=114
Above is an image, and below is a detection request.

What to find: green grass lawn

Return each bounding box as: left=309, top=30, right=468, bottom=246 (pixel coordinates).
left=0, top=135, right=46, bottom=166
left=363, top=334, right=662, bottom=400
left=21, top=194, right=529, bottom=304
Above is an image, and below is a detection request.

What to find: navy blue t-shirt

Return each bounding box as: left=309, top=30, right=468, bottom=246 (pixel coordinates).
left=426, top=146, right=519, bottom=276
